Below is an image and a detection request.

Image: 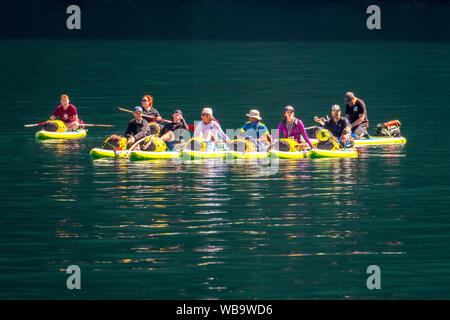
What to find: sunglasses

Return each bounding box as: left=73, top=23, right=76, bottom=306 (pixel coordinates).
left=201, top=113, right=209, bottom=117
left=285, top=110, right=294, bottom=113
left=142, top=99, right=149, bottom=102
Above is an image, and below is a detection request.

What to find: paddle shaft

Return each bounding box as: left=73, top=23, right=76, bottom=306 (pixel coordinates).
left=25, top=122, right=112, bottom=128
left=116, top=106, right=194, bottom=131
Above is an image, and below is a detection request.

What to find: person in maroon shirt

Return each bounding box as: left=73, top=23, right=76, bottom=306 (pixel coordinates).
left=50, top=94, right=84, bottom=130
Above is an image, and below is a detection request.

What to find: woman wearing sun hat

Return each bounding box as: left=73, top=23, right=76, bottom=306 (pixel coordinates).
left=273, top=105, right=313, bottom=149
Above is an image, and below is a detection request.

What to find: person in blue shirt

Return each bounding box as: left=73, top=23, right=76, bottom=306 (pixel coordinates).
left=237, top=109, right=272, bottom=151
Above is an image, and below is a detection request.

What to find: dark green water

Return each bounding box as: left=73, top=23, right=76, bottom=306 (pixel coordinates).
left=1, top=39, right=449, bottom=299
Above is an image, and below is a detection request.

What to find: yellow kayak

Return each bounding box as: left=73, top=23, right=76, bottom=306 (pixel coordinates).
left=181, top=150, right=228, bottom=160
left=90, top=148, right=128, bottom=159
left=270, top=150, right=310, bottom=159
left=310, top=136, right=406, bottom=146
left=130, top=150, right=181, bottom=161
left=309, top=149, right=359, bottom=158
left=227, top=151, right=268, bottom=159
left=35, top=129, right=87, bottom=140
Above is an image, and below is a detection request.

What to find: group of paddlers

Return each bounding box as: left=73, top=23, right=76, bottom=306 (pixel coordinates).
left=49, top=91, right=370, bottom=151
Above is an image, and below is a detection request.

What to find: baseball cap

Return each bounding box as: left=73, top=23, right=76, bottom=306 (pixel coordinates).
left=134, top=106, right=143, bottom=112
left=331, top=104, right=341, bottom=111
left=202, top=107, right=214, bottom=118
left=345, top=92, right=355, bottom=103
left=173, top=109, right=183, bottom=115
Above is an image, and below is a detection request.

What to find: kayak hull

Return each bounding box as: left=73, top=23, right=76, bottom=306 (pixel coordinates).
left=309, top=149, right=359, bottom=158
left=36, top=129, right=87, bottom=140
left=310, top=136, right=406, bottom=146
left=130, top=151, right=181, bottom=161
left=353, top=137, right=406, bottom=145
left=182, top=150, right=228, bottom=159
left=228, top=151, right=268, bottom=159
left=90, top=148, right=128, bottom=159
left=270, top=150, right=310, bottom=159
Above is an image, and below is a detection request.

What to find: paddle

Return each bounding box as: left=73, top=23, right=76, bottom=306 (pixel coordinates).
left=116, top=106, right=195, bottom=131
left=24, top=122, right=46, bottom=127
left=24, top=122, right=113, bottom=128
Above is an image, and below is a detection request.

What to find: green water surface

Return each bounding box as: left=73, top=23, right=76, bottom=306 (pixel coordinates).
left=0, top=39, right=449, bottom=299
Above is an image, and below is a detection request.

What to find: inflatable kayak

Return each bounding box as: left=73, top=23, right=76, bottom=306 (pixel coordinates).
left=310, top=136, right=406, bottom=146
left=182, top=150, right=228, bottom=160
left=228, top=151, right=269, bottom=159
left=35, top=129, right=87, bottom=140
left=309, top=149, right=359, bottom=158
left=90, top=148, right=128, bottom=159
left=353, top=136, right=406, bottom=145
left=130, top=150, right=181, bottom=161
left=270, top=150, right=310, bottom=159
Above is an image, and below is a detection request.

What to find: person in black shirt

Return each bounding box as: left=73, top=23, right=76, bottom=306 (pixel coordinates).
left=315, top=105, right=353, bottom=148
left=141, top=95, right=162, bottom=120
left=159, top=110, right=189, bottom=150
left=124, top=106, right=150, bottom=145
left=345, top=92, right=369, bottom=138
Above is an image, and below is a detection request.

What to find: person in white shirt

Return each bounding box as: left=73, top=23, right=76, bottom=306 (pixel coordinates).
left=193, top=107, right=229, bottom=142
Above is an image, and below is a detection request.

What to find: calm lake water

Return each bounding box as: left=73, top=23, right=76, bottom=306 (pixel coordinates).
left=0, top=39, right=449, bottom=299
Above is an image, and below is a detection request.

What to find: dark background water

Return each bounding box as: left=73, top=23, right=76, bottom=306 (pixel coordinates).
left=0, top=1, right=450, bottom=299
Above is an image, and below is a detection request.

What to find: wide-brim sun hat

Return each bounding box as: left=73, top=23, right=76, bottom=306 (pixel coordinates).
left=245, top=109, right=262, bottom=120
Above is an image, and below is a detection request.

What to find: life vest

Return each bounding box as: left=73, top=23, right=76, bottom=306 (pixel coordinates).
left=229, top=139, right=257, bottom=152
left=141, top=135, right=167, bottom=152
left=43, top=120, right=66, bottom=132
left=101, top=135, right=127, bottom=151
left=185, top=137, right=206, bottom=151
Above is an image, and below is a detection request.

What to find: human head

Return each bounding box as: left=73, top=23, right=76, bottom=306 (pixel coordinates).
left=246, top=109, right=262, bottom=123
left=141, top=95, right=153, bottom=109
left=172, top=109, right=182, bottom=122
left=283, top=105, right=295, bottom=121
left=201, top=107, right=214, bottom=124
left=345, top=92, right=356, bottom=106
left=331, top=104, right=341, bottom=120
left=60, top=94, right=69, bottom=108
left=134, top=106, right=143, bottom=120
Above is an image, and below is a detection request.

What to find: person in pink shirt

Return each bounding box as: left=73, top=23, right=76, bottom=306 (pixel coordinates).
left=50, top=94, right=84, bottom=130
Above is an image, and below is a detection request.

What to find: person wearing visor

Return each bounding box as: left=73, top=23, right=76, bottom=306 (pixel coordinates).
left=273, top=105, right=314, bottom=149
left=238, top=109, right=271, bottom=151
left=345, top=92, right=369, bottom=138
left=315, top=105, right=353, bottom=148
left=141, top=95, right=162, bottom=120
left=124, top=106, right=150, bottom=145
left=193, top=107, right=229, bottom=150
left=159, top=109, right=190, bottom=150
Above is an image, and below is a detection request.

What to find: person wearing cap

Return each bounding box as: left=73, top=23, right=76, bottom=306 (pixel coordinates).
left=193, top=107, right=229, bottom=147
left=50, top=94, right=84, bottom=130
left=345, top=92, right=369, bottom=138
left=273, top=105, right=314, bottom=149
left=141, top=95, right=162, bottom=120
left=238, top=109, right=271, bottom=151
left=315, top=105, right=353, bottom=148
left=158, top=110, right=190, bottom=150
left=124, top=106, right=150, bottom=145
